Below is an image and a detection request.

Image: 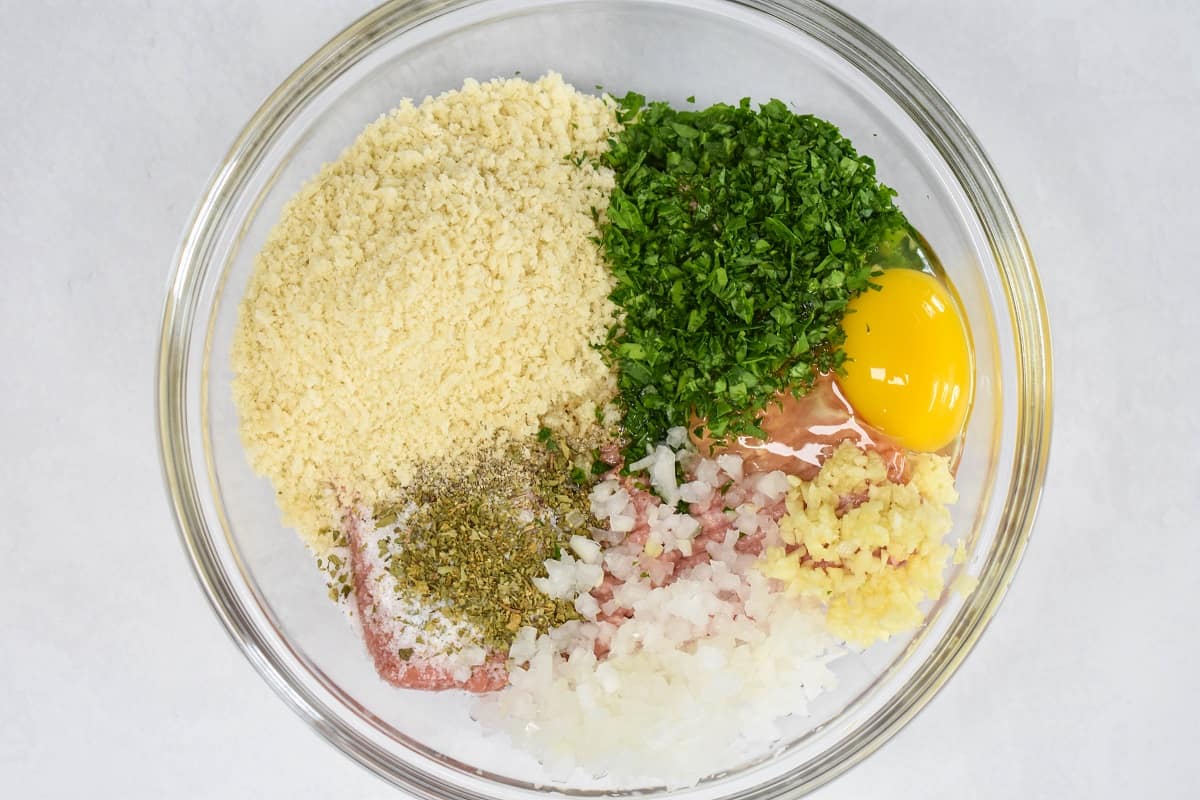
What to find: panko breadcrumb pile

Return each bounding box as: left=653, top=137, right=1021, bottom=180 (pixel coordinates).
left=232, top=73, right=620, bottom=548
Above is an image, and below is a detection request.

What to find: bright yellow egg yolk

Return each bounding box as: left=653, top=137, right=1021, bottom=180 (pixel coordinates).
left=838, top=268, right=973, bottom=452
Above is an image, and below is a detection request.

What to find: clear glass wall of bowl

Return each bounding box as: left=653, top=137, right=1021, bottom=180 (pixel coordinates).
left=158, top=0, right=1050, bottom=797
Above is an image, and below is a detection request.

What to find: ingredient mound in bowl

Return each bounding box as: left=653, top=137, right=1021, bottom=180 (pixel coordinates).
left=231, top=72, right=976, bottom=788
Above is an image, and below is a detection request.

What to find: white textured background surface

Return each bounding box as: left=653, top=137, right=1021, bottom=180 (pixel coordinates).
left=2, top=1, right=1197, bottom=797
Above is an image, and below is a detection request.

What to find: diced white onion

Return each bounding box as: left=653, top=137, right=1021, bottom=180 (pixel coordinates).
left=679, top=480, right=713, bottom=504
left=610, top=514, right=635, bottom=533
left=716, top=453, right=744, bottom=482
left=649, top=445, right=680, bottom=506
left=569, top=535, right=602, bottom=564
left=574, top=592, right=600, bottom=621
left=756, top=470, right=791, bottom=502
left=665, top=426, right=689, bottom=448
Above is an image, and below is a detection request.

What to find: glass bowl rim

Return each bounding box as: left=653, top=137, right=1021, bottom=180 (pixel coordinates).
left=157, top=0, right=1053, bottom=796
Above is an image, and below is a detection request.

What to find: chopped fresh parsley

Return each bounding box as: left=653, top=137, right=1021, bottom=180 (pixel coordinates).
left=597, top=93, right=908, bottom=457
left=536, top=425, right=560, bottom=453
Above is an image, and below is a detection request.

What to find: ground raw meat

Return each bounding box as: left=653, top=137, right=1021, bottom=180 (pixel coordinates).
left=692, top=373, right=907, bottom=482
left=345, top=512, right=508, bottom=692
left=588, top=436, right=899, bottom=638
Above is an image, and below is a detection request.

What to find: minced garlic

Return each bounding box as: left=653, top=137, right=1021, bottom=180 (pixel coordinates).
left=231, top=73, right=620, bottom=548
left=760, top=442, right=958, bottom=645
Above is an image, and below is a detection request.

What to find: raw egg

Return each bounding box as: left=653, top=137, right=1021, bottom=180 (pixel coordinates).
left=838, top=268, right=973, bottom=452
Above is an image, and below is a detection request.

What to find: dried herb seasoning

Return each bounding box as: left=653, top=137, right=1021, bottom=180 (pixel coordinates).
left=315, top=526, right=353, bottom=603
left=377, top=435, right=598, bottom=650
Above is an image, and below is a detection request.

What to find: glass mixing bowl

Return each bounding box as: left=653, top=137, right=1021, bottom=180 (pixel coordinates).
left=157, top=0, right=1052, bottom=796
